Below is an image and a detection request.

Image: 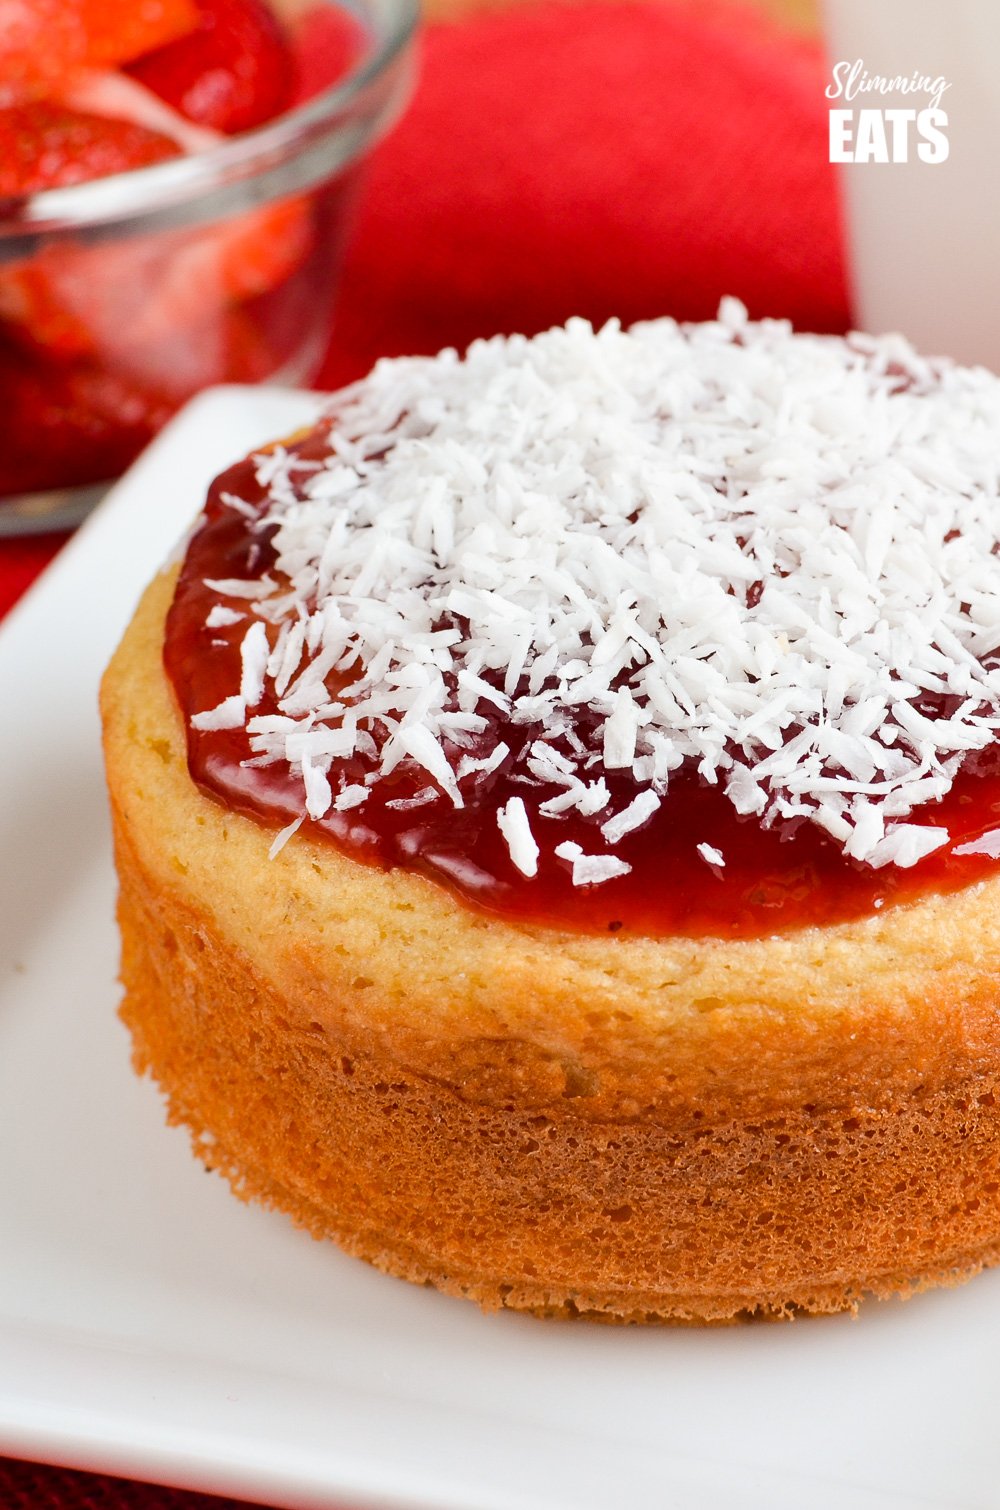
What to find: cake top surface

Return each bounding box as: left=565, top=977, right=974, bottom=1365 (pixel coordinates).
left=188, top=300, right=1000, bottom=884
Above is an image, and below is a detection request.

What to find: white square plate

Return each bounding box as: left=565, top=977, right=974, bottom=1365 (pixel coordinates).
left=3, top=386, right=1000, bottom=1510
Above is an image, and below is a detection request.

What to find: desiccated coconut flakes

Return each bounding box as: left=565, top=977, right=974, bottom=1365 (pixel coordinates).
left=191, top=693, right=245, bottom=732
left=239, top=621, right=269, bottom=708
left=192, top=301, right=1000, bottom=883
left=268, top=813, right=304, bottom=859
left=206, top=605, right=245, bottom=629
left=555, top=842, right=633, bottom=887
left=601, top=790, right=661, bottom=845
left=497, top=796, right=540, bottom=878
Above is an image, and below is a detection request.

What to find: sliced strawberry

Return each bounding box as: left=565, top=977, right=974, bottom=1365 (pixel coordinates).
left=0, top=200, right=312, bottom=362
left=113, top=303, right=277, bottom=399
left=0, top=102, right=182, bottom=197
left=0, top=0, right=199, bottom=104
left=127, top=0, right=294, bottom=134
left=160, top=198, right=313, bottom=313
left=0, top=250, right=94, bottom=355
left=0, top=306, right=275, bottom=496
left=289, top=3, right=365, bottom=105
left=0, top=338, right=174, bottom=495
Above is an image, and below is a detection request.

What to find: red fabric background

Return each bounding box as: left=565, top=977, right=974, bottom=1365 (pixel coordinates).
left=0, top=3, right=846, bottom=1503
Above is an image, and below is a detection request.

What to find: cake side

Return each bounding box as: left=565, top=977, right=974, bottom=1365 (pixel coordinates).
left=101, top=568, right=1000, bottom=1319
left=103, top=308, right=1000, bottom=1320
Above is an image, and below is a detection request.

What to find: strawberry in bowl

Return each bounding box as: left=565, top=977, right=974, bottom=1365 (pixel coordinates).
left=0, top=0, right=415, bottom=516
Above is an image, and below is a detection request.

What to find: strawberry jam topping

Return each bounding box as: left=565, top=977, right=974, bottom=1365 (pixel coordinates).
left=164, top=434, right=1000, bottom=941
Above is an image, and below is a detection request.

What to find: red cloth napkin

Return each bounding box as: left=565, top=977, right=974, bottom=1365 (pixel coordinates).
left=0, top=3, right=845, bottom=1504
left=318, top=0, right=847, bottom=391
left=0, top=1462, right=269, bottom=1510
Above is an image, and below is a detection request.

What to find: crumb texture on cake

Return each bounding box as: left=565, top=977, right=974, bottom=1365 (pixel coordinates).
left=101, top=569, right=1000, bottom=1320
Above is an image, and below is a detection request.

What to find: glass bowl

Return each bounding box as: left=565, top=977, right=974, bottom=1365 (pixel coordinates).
left=0, top=0, right=418, bottom=535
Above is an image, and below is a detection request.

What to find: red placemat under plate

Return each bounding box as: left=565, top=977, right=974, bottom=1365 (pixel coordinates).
left=0, top=1459, right=284, bottom=1510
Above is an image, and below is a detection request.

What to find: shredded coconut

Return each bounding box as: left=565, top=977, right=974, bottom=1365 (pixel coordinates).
left=192, top=693, right=245, bottom=731
left=555, top=842, right=633, bottom=886
left=335, top=784, right=370, bottom=811
left=206, top=605, right=244, bottom=629
left=194, top=301, right=1000, bottom=881
left=497, top=796, right=540, bottom=877
left=601, top=790, right=661, bottom=844
left=239, top=621, right=269, bottom=708
left=268, top=814, right=304, bottom=858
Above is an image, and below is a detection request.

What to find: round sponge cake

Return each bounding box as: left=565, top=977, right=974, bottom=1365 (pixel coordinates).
left=101, top=307, right=1000, bottom=1321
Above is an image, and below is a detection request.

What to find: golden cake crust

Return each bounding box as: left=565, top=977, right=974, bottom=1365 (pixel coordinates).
left=101, top=567, right=1000, bottom=1321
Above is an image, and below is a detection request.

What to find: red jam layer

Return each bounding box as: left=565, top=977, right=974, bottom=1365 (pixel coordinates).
left=165, top=440, right=1000, bottom=940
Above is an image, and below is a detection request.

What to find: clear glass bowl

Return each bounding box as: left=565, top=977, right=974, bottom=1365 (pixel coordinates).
left=0, top=0, right=417, bottom=534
